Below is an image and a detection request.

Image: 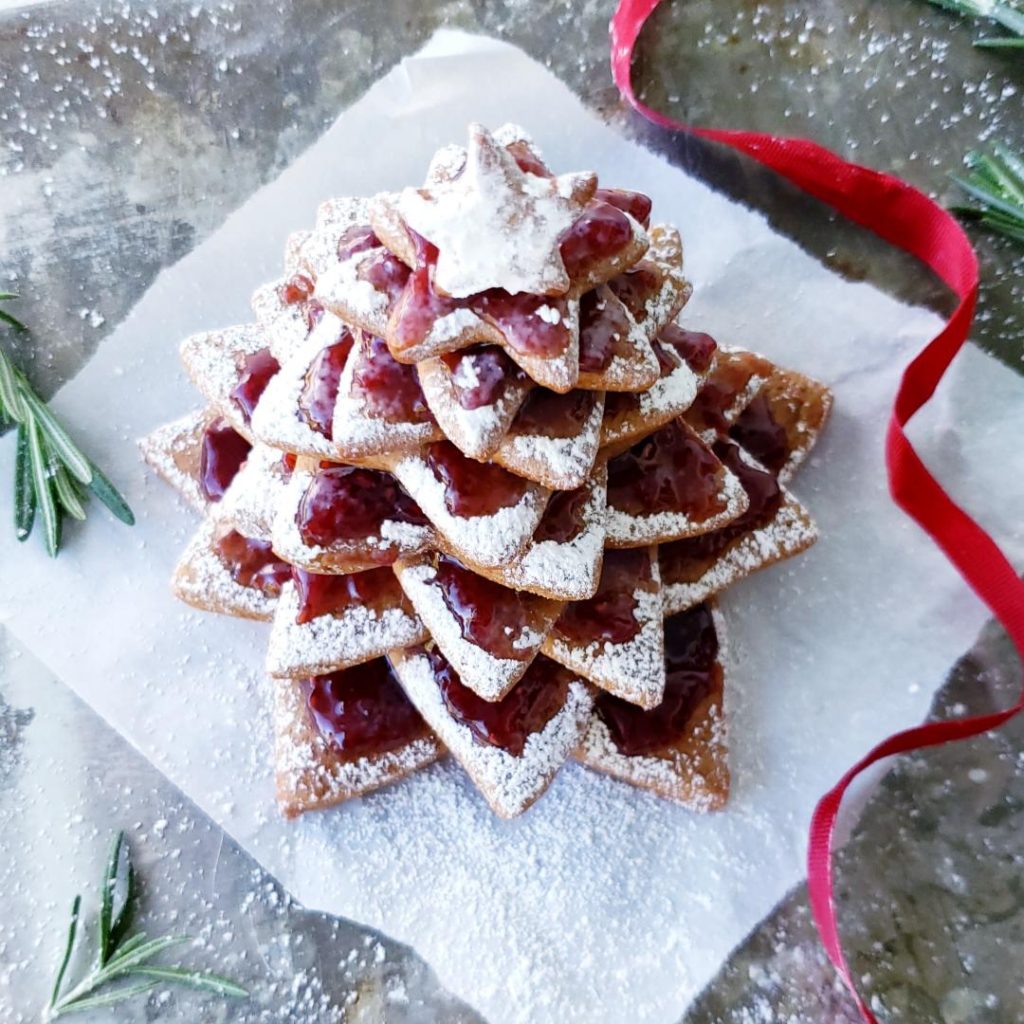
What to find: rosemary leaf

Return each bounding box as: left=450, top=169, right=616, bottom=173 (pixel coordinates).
left=53, top=466, right=87, bottom=520
left=48, top=895, right=82, bottom=1009
left=27, top=417, right=61, bottom=557
left=50, top=981, right=160, bottom=1016
left=87, top=461, right=136, bottom=526
left=14, top=424, right=36, bottom=540
left=0, top=308, right=27, bottom=332
left=101, top=935, right=189, bottom=976
left=97, top=833, right=124, bottom=967
left=0, top=348, right=26, bottom=421
left=19, top=385, right=93, bottom=486
left=126, top=966, right=249, bottom=998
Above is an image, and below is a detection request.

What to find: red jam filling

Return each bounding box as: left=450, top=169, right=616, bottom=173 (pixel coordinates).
left=425, top=440, right=529, bottom=518
left=729, top=394, right=790, bottom=474
left=555, top=547, right=651, bottom=646
left=559, top=201, right=634, bottom=279
left=361, top=249, right=412, bottom=305
left=687, top=356, right=765, bottom=434
left=230, top=347, right=281, bottom=424
left=606, top=262, right=662, bottom=322
left=473, top=291, right=571, bottom=358
left=533, top=486, right=589, bottom=545
left=507, top=140, right=552, bottom=177
left=299, top=332, right=354, bottom=439
left=441, top=346, right=523, bottom=410
left=304, top=660, right=427, bottom=757
left=659, top=324, right=717, bottom=374
left=593, top=187, right=652, bottom=229
left=391, top=230, right=571, bottom=359
left=199, top=419, right=251, bottom=502
left=511, top=388, right=593, bottom=439
left=291, top=566, right=405, bottom=625
left=337, top=224, right=380, bottom=262
left=606, top=420, right=725, bottom=520
left=427, top=646, right=569, bottom=756
left=280, top=273, right=315, bottom=305
left=281, top=452, right=297, bottom=479
left=578, top=289, right=632, bottom=373
left=659, top=441, right=783, bottom=579
left=597, top=603, right=719, bottom=756
left=351, top=334, right=433, bottom=423
left=297, top=466, right=426, bottom=549
left=434, top=555, right=538, bottom=660
left=216, top=529, right=290, bottom=596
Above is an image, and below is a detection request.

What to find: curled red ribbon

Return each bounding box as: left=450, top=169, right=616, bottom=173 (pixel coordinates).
left=610, top=2, right=1024, bottom=1020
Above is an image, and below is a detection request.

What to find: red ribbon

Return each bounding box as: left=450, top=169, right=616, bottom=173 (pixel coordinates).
left=610, top=2, right=1024, bottom=1021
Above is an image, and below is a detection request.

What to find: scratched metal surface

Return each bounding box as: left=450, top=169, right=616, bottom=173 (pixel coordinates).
left=1, top=1, right=1022, bottom=1021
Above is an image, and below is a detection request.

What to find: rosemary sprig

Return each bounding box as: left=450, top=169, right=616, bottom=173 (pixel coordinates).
left=927, top=0, right=1024, bottom=48
left=951, top=143, right=1024, bottom=244
left=45, top=831, right=248, bottom=1020
left=0, top=294, right=134, bottom=556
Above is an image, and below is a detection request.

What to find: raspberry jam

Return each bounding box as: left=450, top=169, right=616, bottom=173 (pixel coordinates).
left=216, top=529, right=291, bottom=596
left=507, top=140, right=552, bottom=177
left=297, top=466, right=426, bottom=550
left=593, top=187, right=652, bottom=228
left=434, top=555, right=536, bottom=660
left=578, top=289, right=631, bottom=373
left=606, top=420, right=725, bottom=520
left=658, top=441, right=782, bottom=582
left=533, top=486, right=589, bottom=545
left=427, top=646, right=570, bottom=756
left=351, top=334, right=433, bottom=423
left=304, top=660, right=428, bottom=757
left=559, top=201, right=634, bottom=279
left=360, top=249, right=412, bottom=305
left=659, top=324, right=718, bottom=374
left=476, top=291, right=572, bottom=358
left=280, top=273, right=315, bottom=305
left=292, top=566, right=406, bottom=625
left=281, top=452, right=297, bottom=479
left=230, top=347, right=281, bottom=424
left=607, top=262, right=663, bottom=322
left=511, top=388, right=594, bottom=439
left=425, top=440, right=529, bottom=518
left=687, top=354, right=767, bottom=434
left=391, top=261, right=460, bottom=352
left=441, top=346, right=523, bottom=410
left=337, top=225, right=380, bottom=262
left=555, top=547, right=651, bottom=645
left=597, top=603, right=719, bottom=756
left=199, top=419, right=251, bottom=502
left=299, top=332, right=354, bottom=439
left=729, top=394, right=790, bottom=474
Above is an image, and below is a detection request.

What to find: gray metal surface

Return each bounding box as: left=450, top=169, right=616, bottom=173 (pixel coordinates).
left=1, top=1, right=1022, bottom=1021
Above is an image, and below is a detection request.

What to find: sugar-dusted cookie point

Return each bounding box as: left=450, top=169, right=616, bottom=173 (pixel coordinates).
left=144, top=122, right=832, bottom=819
left=397, top=123, right=597, bottom=299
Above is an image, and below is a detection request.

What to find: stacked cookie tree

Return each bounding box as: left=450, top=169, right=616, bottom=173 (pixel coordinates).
left=142, top=124, right=831, bottom=819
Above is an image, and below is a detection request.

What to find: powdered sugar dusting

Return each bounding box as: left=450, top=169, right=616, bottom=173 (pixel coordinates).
left=266, top=581, right=426, bottom=679
left=390, top=452, right=547, bottom=568
left=661, top=495, right=818, bottom=617
left=543, top=580, right=665, bottom=708
left=605, top=464, right=749, bottom=547
left=394, top=562, right=544, bottom=700
left=138, top=409, right=211, bottom=514
left=390, top=648, right=593, bottom=817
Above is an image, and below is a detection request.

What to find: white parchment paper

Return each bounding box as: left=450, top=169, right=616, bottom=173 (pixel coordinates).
left=2, top=31, right=1023, bottom=1024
